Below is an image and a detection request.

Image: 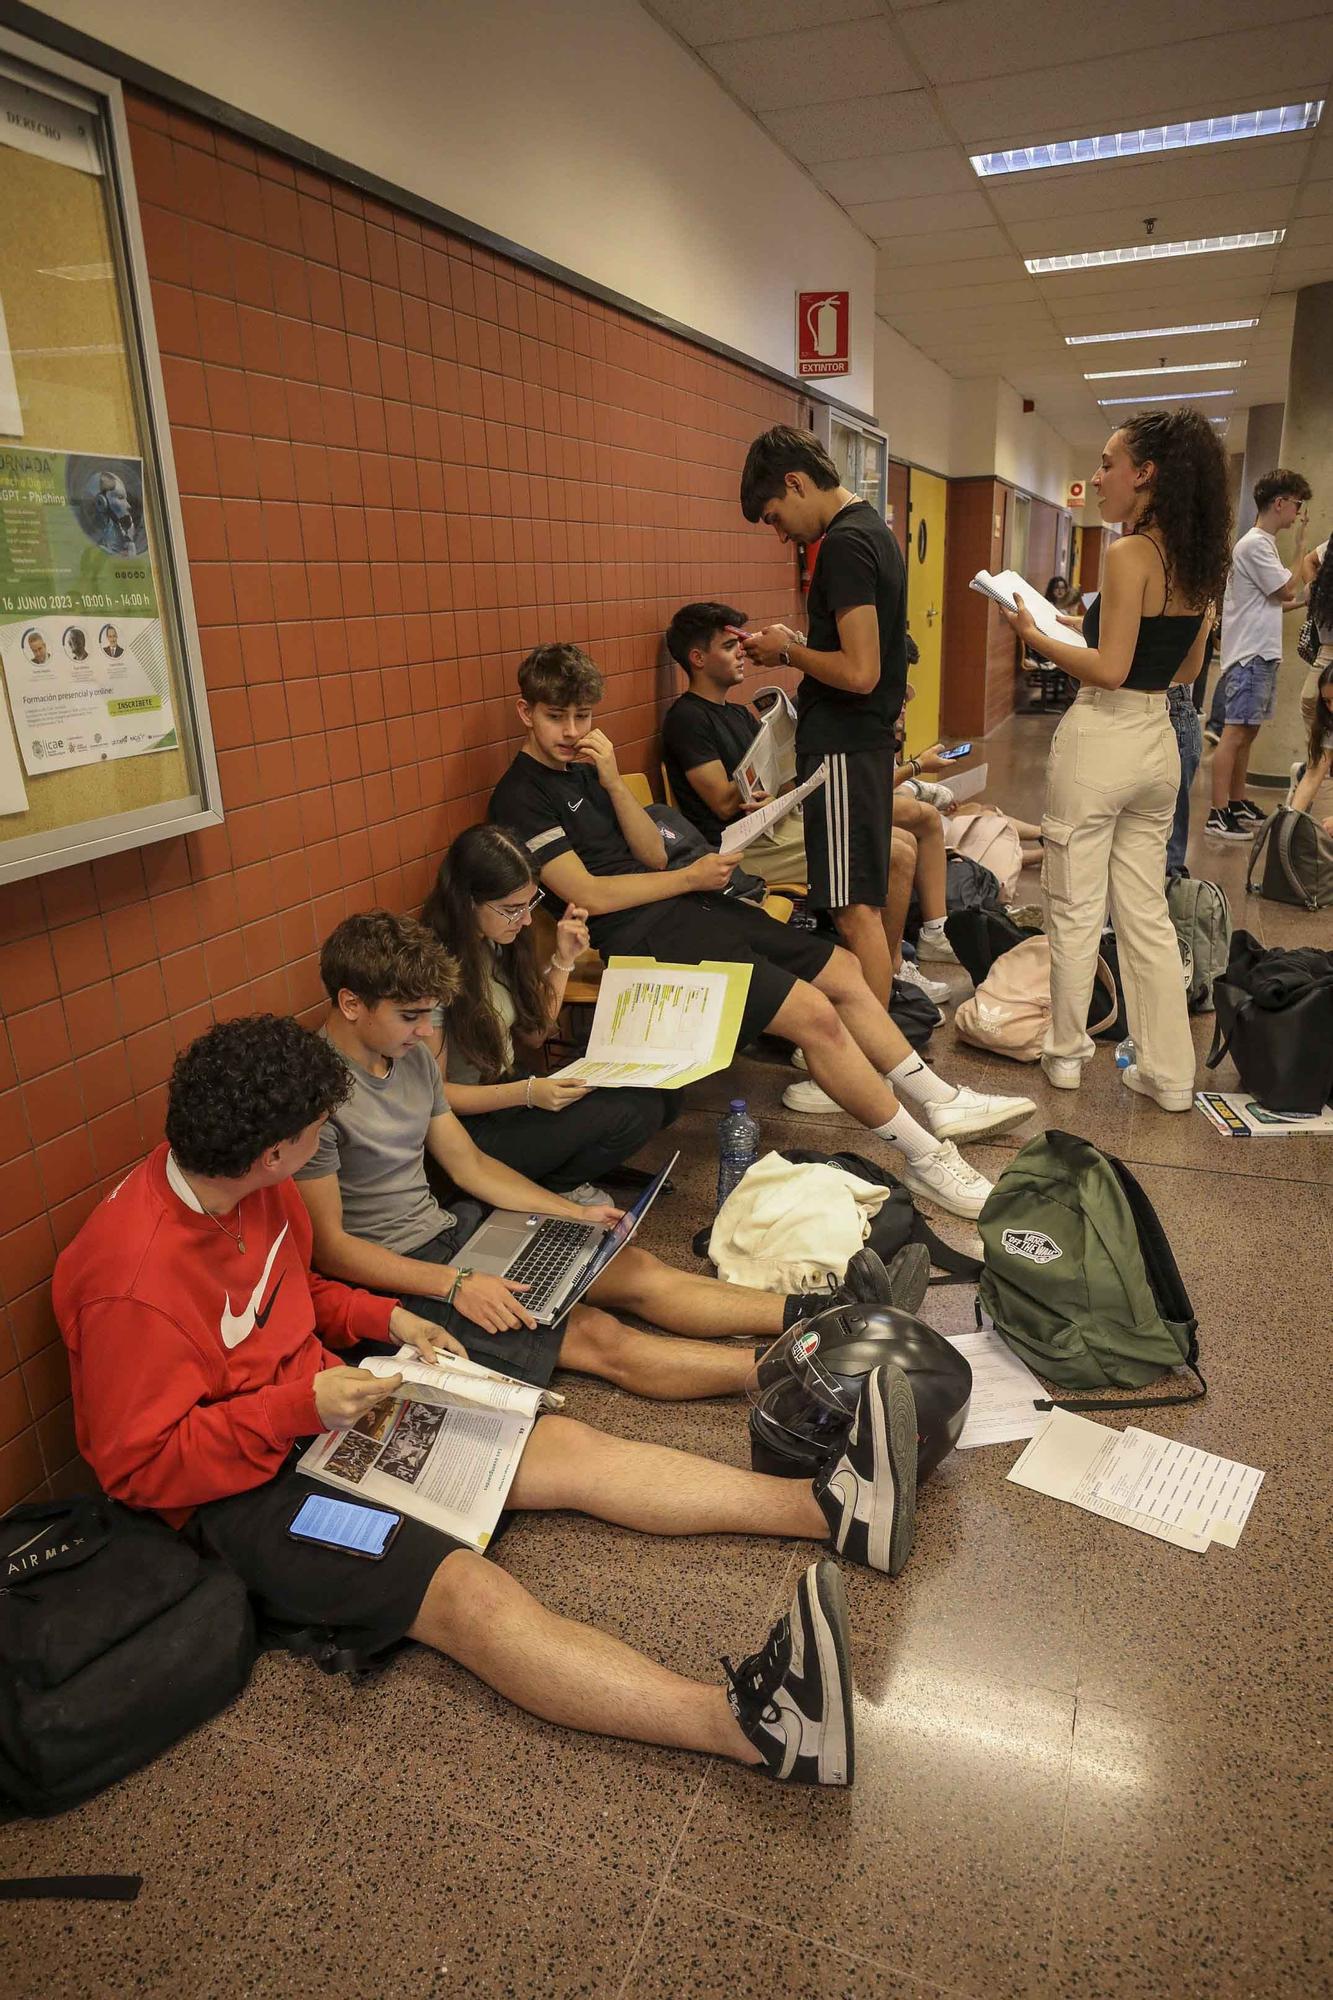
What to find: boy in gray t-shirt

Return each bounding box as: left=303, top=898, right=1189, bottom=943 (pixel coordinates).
left=295, top=911, right=903, bottom=1394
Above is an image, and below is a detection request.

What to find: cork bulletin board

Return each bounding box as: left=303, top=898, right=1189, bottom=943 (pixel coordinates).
left=0, top=32, right=220, bottom=884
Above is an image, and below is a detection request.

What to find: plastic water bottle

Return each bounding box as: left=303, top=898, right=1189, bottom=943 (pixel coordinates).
left=716, top=1099, right=761, bottom=1210
left=1114, top=1038, right=1136, bottom=1069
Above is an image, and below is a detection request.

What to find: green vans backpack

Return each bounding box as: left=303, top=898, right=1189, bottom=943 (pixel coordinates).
left=976, top=1130, right=1205, bottom=1411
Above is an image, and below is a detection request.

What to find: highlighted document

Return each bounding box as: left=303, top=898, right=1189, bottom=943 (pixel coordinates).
left=554, top=960, right=751, bottom=1089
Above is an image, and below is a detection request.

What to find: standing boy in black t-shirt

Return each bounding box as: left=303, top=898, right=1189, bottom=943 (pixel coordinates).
left=739, top=427, right=921, bottom=1011
left=487, top=644, right=1034, bottom=1221
left=660, top=601, right=808, bottom=887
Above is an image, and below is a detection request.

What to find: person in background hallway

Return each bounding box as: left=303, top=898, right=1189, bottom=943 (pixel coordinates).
left=420, top=823, right=674, bottom=1192
left=1206, top=468, right=1311, bottom=839
left=1297, top=534, right=1330, bottom=737
left=1290, top=661, right=1333, bottom=827
left=1003, top=409, right=1231, bottom=1112
left=1045, top=576, right=1084, bottom=617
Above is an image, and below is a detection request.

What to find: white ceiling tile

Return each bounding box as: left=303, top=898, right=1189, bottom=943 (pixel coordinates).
left=848, top=188, right=995, bottom=236
left=983, top=136, right=1312, bottom=224
left=699, top=18, right=918, bottom=110
left=877, top=242, right=1018, bottom=278
left=761, top=90, right=951, bottom=162
left=891, top=0, right=1330, bottom=85
left=1294, top=180, right=1333, bottom=220
left=814, top=146, right=978, bottom=204
left=938, top=27, right=1333, bottom=150
left=1008, top=190, right=1298, bottom=258
left=645, top=0, right=880, bottom=42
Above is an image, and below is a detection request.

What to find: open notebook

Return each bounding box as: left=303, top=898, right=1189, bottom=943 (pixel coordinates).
left=970, top=569, right=1087, bottom=650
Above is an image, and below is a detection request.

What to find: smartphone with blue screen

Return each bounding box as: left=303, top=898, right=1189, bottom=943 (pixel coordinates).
left=289, top=1493, right=402, bottom=1559
left=939, top=742, right=973, bottom=761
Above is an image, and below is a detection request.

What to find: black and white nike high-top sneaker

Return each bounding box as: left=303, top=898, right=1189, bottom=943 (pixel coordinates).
left=724, top=1559, right=854, bottom=1786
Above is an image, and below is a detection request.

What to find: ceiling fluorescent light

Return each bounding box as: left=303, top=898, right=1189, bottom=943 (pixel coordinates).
left=971, top=101, right=1323, bottom=178
left=1028, top=232, right=1281, bottom=273
left=1097, top=390, right=1235, bottom=406
left=1066, top=319, right=1258, bottom=345
left=1083, top=360, right=1247, bottom=380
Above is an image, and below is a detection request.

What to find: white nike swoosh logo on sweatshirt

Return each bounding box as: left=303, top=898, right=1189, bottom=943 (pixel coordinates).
left=219, top=1225, right=288, bottom=1349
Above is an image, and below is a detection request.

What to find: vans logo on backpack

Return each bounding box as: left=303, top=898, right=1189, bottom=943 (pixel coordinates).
left=1001, top=1228, right=1062, bottom=1265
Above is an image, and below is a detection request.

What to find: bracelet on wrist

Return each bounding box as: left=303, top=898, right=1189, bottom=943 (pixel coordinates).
left=444, top=1265, right=472, bottom=1308
left=525, top=1075, right=534, bottom=1108
left=548, top=956, right=577, bottom=974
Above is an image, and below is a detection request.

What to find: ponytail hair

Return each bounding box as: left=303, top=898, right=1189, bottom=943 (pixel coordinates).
left=1119, top=408, right=1233, bottom=609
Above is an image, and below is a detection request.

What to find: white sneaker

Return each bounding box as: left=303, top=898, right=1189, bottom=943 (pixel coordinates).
left=915, top=929, right=959, bottom=964
left=897, top=959, right=951, bottom=1005
left=781, top=1078, right=847, bottom=1116
left=1121, top=1064, right=1193, bottom=1113
left=924, top=1085, right=1035, bottom=1142
left=1040, top=1054, right=1084, bottom=1090
left=791, top=1047, right=808, bottom=1071
left=897, top=1141, right=993, bottom=1220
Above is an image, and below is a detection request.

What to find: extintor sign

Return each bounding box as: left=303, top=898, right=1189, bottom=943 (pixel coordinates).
left=796, top=291, right=850, bottom=376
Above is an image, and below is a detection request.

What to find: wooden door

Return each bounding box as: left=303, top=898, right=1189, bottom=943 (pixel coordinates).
left=905, top=466, right=947, bottom=753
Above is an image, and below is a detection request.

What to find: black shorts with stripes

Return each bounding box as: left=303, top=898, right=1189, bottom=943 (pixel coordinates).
left=798, top=746, right=895, bottom=912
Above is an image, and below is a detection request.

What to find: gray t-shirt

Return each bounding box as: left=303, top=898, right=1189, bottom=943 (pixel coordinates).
left=297, top=1035, right=453, bottom=1253
left=440, top=957, right=518, bottom=1087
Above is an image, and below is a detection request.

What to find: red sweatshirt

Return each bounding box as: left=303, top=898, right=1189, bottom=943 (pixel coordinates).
left=53, top=1143, right=397, bottom=1526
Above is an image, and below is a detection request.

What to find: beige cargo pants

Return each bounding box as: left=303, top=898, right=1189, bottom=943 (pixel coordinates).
left=1041, top=687, right=1196, bottom=1092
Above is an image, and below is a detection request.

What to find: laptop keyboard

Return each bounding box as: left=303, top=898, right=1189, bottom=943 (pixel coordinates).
left=505, top=1219, right=597, bottom=1314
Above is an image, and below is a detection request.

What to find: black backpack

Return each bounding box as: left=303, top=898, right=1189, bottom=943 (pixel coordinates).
left=1207, top=930, right=1333, bottom=1114
left=888, top=973, right=941, bottom=1052
left=907, top=852, right=1002, bottom=941
left=0, top=1496, right=255, bottom=1814
left=645, top=804, right=766, bottom=904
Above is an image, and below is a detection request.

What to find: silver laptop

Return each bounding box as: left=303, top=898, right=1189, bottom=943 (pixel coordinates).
left=454, top=1153, right=678, bottom=1325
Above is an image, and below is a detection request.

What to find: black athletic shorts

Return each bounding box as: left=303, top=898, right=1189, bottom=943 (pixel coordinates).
left=599, top=892, right=836, bottom=1043
left=187, top=1458, right=471, bottom=1663
left=799, top=746, right=894, bottom=912
left=394, top=1201, right=565, bottom=1389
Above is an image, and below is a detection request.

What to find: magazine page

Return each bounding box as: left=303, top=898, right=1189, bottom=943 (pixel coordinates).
left=299, top=1392, right=533, bottom=1549
left=734, top=701, right=796, bottom=802
left=361, top=1346, right=563, bottom=1416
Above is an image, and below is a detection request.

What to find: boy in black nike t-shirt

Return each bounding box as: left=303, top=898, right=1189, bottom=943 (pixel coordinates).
left=486, top=644, right=1035, bottom=1221
left=740, top=426, right=941, bottom=1009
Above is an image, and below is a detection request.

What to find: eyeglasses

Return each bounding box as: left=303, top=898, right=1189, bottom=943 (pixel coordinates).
left=486, top=891, right=543, bottom=924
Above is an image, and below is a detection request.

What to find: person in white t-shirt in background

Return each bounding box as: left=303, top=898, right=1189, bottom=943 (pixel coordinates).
left=1206, top=468, right=1311, bottom=839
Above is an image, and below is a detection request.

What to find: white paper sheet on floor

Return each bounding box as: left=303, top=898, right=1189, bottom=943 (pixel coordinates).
left=945, top=1329, right=1049, bottom=1448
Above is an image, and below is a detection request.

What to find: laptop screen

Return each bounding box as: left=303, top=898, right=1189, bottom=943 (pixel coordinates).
left=578, top=1155, right=677, bottom=1291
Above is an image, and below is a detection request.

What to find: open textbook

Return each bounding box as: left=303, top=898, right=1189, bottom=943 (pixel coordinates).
left=299, top=1346, right=563, bottom=1549
left=970, top=570, right=1088, bottom=650
left=721, top=760, right=827, bottom=856
left=733, top=697, right=796, bottom=804
left=552, top=960, right=751, bottom=1089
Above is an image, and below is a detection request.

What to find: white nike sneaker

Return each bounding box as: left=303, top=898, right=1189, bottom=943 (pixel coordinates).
left=781, top=1078, right=847, bottom=1116
left=896, top=959, right=951, bottom=1005
left=915, top=928, right=959, bottom=964
left=1120, top=1064, right=1193, bottom=1113
left=1040, top=1054, right=1084, bottom=1090
left=791, top=1047, right=808, bottom=1071
left=897, top=1140, right=993, bottom=1220
left=924, top=1085, right=1035, bottom=1142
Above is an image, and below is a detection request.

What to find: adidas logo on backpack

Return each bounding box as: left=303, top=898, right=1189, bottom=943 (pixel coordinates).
left=977, top=1130, right=1205, bottom=1411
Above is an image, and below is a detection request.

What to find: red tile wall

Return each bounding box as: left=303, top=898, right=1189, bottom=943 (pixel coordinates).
left=0, top=91, right=805, bottom=1511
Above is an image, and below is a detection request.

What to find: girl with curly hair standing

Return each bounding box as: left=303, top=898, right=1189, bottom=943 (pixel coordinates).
left=1004, top=409, right=1232, bottom=1110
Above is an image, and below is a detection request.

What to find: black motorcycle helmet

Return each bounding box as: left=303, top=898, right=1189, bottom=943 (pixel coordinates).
left=747, top=1302, right=972, bottom=1481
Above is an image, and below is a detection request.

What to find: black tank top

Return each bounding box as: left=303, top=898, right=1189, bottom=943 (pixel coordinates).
left=1084, top=539, right=1205, bottom=691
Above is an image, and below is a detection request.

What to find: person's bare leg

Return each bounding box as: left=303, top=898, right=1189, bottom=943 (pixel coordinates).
left=586, top=1246, right=785, bottom=1341
left=810, top=948, right=915, bottom=1077
left=885, top=828, right=917, bottom=972
left=556, top=1305, right=754, bottom=1399
left=833, top=901, right=894, bottom=1009
left=509, top=1414, right=828, bottom=1539
left=769, top=978, right=907, bottom=1125
left=409, top=1549, right=760, bottom=1761
left=1231, top=725, right=1258, bottom=800
left=1211, top=724, right=1251, bottom=808
left=894, top=794, right=947, bottom=922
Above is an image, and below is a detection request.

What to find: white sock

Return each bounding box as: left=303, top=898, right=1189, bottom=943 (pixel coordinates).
left=887, top=1053, right=958, bottom=1110
left=919, top=917, right=948, bottom=940
left=875, top=1105, right=940, bottom=1163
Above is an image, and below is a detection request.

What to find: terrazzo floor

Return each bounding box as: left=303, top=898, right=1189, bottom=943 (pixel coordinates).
left=2, top=712, right=1328, bottom=2000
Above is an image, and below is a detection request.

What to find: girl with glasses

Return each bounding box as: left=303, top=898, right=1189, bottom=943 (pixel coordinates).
left=420, top=824, right=674, bottom=1192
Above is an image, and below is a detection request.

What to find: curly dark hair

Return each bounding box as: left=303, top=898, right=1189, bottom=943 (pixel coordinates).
left=1118, top=408, right=1233, bottom=609
left=517, top=643, right=603, bottom=709
left=319, top=909, right=459, bottom=1006
left=1308, top=661, right=1333, bottom=771
left=421, top=826, right=547, bottom=1081
left=165, top=1015, right=352, bottom=1179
